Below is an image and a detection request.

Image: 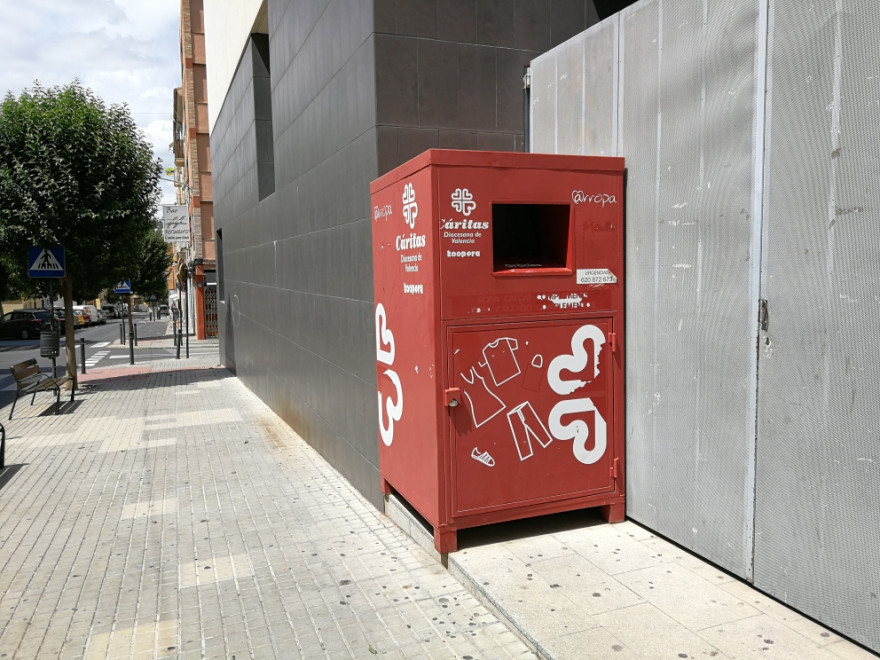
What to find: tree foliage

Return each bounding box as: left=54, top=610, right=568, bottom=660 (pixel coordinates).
left=131, top=227, right=173, bottom=301
left=0, top=80, right=162, bottom=294
left=0, top=80, right=165, bottom=377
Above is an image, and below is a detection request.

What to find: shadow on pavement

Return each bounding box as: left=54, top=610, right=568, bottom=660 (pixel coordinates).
left=77, top=365, right=230, bottom=392
left=38, top=400, right=85, bottom=416
left=0, top=463, right=27, bottom=491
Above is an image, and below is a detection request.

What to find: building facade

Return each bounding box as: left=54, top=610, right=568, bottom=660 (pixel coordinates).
left=206, top=0, right=601, bottom=507
left=172, top=0, right=217, bottom=338
left=204, top=0, right=878, bottom=653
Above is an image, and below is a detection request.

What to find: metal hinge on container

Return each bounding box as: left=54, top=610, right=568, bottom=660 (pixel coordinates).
left=610, top=457, right=620, bottom=480
left=759, top=299, right=769, bottom=332
left=523, top=67, right=531, bottom=90
left=608, top=332, right=617, bottom=353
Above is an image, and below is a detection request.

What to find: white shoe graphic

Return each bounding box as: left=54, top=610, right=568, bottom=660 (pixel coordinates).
left=470, top=448, right=496, bottom=467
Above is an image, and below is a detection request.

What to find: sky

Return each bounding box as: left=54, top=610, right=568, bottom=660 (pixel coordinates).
left=0, top=0, right=182, bottom=206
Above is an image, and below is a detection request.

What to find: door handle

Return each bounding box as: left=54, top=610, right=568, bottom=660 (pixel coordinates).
left=444, top=387, right=462, bottom=408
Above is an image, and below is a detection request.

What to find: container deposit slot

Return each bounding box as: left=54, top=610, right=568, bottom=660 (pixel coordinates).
left=492, top=203, right=571, bottom=274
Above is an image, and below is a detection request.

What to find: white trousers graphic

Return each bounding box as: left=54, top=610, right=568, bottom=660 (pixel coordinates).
left=506, top=401, right=553, bottom=461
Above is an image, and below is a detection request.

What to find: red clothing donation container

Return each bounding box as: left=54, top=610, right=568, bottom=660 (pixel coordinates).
left=370, top=150, right=625, bottom=553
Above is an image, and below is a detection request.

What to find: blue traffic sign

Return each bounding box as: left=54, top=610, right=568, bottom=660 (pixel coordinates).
left=114, top=280, right=132, bottom=294
left=28, top=246, right=65, bottom=278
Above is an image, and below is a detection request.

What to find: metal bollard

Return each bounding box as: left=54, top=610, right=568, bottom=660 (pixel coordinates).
left=120, top=320, right=125, bottom=345
left=134, top=323, right=138, bottom=346
left=176, top=329, right=182, bottom=359
left=129, top=332, right=135, bottom=365
left=80, top=338, right=86, bottom=375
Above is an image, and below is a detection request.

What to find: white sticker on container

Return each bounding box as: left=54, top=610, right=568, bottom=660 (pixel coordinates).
left=577, top=268, right=617, bottom=285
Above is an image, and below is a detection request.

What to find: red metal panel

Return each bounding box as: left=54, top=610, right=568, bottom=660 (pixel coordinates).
left=370, top=150, right=625, bottom=553
left=435, top=165, right=624, bottom=321
left=447, top=319, right=616, bottom=515
left=371, top=163, right=444, bottom=523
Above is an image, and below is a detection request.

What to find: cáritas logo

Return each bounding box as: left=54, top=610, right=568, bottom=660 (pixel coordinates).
left=451, top=188, right=477, bottom=216
left=402, top=182, right=418, bottom=228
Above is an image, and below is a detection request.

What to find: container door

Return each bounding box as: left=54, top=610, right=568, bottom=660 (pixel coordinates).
left=447, top=319, right=617, bottom=515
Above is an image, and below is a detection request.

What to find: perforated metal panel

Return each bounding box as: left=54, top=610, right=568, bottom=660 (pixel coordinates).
left=532, top=0, right=880, bottom=649
left=532, top=0, right=763, bottom=578
left=755, top=1, right=880, bottom=650
left=530, top=19, right=618, bottom=155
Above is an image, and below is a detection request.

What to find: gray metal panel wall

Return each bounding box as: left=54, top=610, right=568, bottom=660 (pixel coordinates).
left=532, top=0, right=763, bottom=577
left=625, top=0, right=762, bottom=578
left=530, top=19, right=618, bottom=155
left=755, top=1, right=880, bottom=650
left=211, top=0, right=602, bottom=509
left=373, top=0, right=598, bottom=170
left=212, top=0, right=383, bottom=506
left=531, top=0, right=880, bottom=649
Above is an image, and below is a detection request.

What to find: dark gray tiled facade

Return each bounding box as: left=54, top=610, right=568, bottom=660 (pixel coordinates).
left=212, top=0, right=598, bottom=506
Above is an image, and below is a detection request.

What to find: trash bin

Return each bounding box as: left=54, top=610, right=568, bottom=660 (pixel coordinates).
left=370, top=149, right=626, bottom=553
left=40, top=329, right=60, bottom=358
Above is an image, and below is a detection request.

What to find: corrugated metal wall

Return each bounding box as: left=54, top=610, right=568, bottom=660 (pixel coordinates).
left=755, top=1, right=880, bottom=648
left=530, top=0, right=880, bottom=651
left=533, top=0, right=763, bottom=580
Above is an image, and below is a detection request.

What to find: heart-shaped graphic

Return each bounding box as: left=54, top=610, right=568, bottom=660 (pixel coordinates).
left=375, top=303, right=395, bottom=366
left=548, top=398, right=607, bottom=465
left=547, top=324, right=605, bottom=395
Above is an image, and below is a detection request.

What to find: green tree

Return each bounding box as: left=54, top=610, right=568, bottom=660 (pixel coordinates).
left=131, top=226, right=173, bottom=301
left=0, top=80, right=161, bottom=380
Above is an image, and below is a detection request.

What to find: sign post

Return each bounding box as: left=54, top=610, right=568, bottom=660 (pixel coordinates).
left=28, top=246, right=65, bottom=377
left=114, top=281, right=134, bottom=365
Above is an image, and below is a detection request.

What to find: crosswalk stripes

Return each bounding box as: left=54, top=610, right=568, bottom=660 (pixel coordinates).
left=85, top=350, right=110, bottom=369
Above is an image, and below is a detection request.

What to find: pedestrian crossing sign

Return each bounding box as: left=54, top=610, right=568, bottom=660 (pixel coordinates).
left=27, top=246, right=65, bottom=278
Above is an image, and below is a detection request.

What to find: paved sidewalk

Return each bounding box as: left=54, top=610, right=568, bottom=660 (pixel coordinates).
left=0, top=343, right=531, bottom=659
left=0, top=334, right=875, bottom=659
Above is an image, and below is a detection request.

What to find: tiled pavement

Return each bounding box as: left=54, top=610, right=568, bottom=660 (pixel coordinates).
left=0, top=333, right=875, bottom=659
left=0, top=344, right=531, bottom=659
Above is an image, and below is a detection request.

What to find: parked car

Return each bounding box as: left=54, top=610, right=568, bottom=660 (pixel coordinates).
left=73, top=304, right=99, bottom=326
left=96, top=309, right=107, bottom=324
left=0, top=309, right=55, bottom=340
left=54, top=308, right=84, bottom=329
left=102, top=306, right=118, bottom=319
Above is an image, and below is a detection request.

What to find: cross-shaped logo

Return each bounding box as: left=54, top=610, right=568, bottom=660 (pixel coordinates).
left=451, top=188, right=477, bottom=216
left=402, top=183, right=418, bottom=229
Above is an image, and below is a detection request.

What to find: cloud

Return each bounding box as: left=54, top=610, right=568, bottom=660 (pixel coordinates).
left=0, top=0, right=181, bottom=205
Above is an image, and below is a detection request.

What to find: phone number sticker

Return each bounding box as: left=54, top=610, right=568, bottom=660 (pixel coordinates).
left=577, top=268, right=617, bottom=285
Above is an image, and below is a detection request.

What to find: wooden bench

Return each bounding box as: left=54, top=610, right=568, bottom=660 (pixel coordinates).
left=8, top=359, right=74, bottom=420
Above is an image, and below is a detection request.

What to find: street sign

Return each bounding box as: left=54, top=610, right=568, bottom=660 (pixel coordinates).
left=114, top=280, right=132, bottom=294
left=28, top=246, right=65, bottom=278
left=162, top=205, right=190, bottom=244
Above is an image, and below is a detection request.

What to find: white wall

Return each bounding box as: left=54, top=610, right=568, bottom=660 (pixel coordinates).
left=204, top=0, right=264, bottom=132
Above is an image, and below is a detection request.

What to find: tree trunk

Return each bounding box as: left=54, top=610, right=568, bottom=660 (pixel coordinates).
left=62, top=276, right=77, bottom=388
